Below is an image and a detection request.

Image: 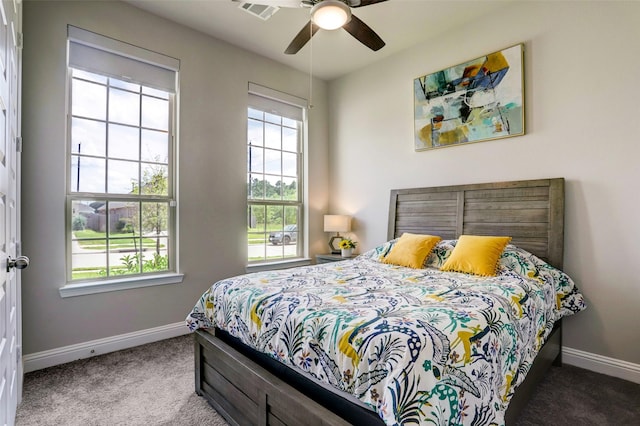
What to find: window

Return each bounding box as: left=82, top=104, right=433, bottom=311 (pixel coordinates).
left=65, top=26, right=179, bottom=287
left=247, top=84, right=306, bottom=264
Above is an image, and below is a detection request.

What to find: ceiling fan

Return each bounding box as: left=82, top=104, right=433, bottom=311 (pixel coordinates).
left=237, top=0, right=387, bottom=54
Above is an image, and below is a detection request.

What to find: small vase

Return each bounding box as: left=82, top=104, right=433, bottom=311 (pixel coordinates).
left=341, top=248, right=353, bottom=258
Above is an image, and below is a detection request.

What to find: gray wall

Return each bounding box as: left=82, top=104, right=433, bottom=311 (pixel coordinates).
left=327, top=1, right=640, bottom=364
left=22, top=0, right=640, bottom=367
left=21, top=1, right=330, bottom=354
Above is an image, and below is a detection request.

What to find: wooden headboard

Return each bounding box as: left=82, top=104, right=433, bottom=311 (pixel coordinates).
left=388, top=178, right=565, bottom=268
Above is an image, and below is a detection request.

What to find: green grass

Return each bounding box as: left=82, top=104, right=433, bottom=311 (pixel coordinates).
left=71, top=270, right=102, bottom=280
left=71, top=266, right=131, bottom=280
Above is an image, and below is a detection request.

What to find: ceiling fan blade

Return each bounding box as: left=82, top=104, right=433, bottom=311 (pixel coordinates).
left=342, top=14, right=385, bottom=51
left=231, top=0, right=301, bottom=8
left=351, top=0, right=388, bottom=8
left=285, top=21, right=320, bottom=54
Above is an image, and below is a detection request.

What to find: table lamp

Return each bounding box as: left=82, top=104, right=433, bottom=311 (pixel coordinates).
left=324, top=214, right=351, bottom=254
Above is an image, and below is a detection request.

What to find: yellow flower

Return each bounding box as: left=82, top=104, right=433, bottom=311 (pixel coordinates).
left=339, top=238, right=357, bottom=249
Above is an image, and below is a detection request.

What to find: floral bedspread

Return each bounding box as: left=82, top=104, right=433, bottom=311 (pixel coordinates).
left=186, top=242, right=586, bottom=425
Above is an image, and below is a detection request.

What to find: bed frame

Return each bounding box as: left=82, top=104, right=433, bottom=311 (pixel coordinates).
left=194, top=178, right=565, bottom=425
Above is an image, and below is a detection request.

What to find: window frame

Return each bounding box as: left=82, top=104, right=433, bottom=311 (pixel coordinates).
left=246, top=84, right=308, bottom=268
left=61, top=27, right=182, bottom=297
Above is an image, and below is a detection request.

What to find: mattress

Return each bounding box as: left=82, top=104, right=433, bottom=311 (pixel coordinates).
left=187, top=240, right=586, bottom=425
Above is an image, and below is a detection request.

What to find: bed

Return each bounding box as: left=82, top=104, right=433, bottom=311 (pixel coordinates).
left=186, top=178, right=586, bottom=425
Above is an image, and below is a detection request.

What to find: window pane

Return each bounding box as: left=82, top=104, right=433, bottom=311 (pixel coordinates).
left=284, top=206, right=298, bottom=227
left=141, top=237, right=169, bottom=273
left=248, top=108, right=263, bottom=120
left=282, top=126, right=298, bottom=152
left=128, top=205, right=141, bottom=237
left=265, top=112, right=281, bottom=125
left=248, top=119, right=263, bottom=147
left=268, top=244, right=284, bottom=259
left=70, top=198, right=107, bottom=279
left=71, top=156, right=105, bottom=193
left=109, top=87, right=140, bottom=126
left=142, top=86, right=169, bottom=99
left=248, top=232, right=266, bottom=262
left=264, top=123, right=281, bottom=149
left=282, top=152, right=297, bottom=177
left=110, top=78, right=140, bottom=92
left=141, top=202, right=169, bottom=240
left=107, top=201, right=143, bottom=276
left=72, top=118, right=106, bottom=157
left=248, top=204, right=270, bottom=262
left=141, top=129, right=169, bottom=163
left=108, top=159, right=139, bottom=194
left=73, top=79, right=106, bottom=120
left=248, top=146, right=263, bottom=173
left=109, top=124, right=139, bottom=161
left=265, top=175, right=283, bottom=200
left=264, top=149, right=281, bottom=175
left=71, top=200, right=104, bottom=238
left=284, top=208, right=299, bottom=259
left=283, top=117, right=297, bottom=128
left=266, top=205, right=283, bottom=230
left=141, top=164, right=168, bottom=196
left=71, top=240, right=107, bottom=280
left=108, top=201, right=140, bottom=237
left=248, top=205, right=265, bottom=231
left=141, top=95, right=169, bottom=130
left=282, top=177, right=297, bottom=201
left=72, top=68, right=108, bottom=84
left=248, top=176, right=264, bottom=200
left=109, top=243, right=141, bottom=276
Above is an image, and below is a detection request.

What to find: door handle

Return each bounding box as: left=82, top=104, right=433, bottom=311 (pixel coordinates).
left=7, top=255, right=29, bottom=272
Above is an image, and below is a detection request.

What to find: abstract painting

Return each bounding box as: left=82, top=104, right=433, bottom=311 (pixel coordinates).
left=414, top=44, right=524, bottom=151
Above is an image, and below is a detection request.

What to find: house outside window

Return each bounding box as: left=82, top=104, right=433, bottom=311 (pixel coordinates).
left=247, top=83, right=307, bottom=264
left=64, top=26, right=180, bottom=293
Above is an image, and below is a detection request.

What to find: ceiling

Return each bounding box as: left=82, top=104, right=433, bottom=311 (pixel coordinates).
left=126, top=0, right=512, bottom=81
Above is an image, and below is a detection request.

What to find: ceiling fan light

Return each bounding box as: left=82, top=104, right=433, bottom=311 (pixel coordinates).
left=311, top=0, right=351, bottom=30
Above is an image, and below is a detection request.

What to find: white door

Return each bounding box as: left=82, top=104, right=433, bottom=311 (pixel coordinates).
left=0, top=1, right=23, bottom=425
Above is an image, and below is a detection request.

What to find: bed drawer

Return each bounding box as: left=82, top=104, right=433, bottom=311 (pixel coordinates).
left=195, top=331, right=351, bottom=426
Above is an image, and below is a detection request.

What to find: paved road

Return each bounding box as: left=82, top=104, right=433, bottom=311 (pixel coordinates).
left=248, top=242, right=297, bottom=259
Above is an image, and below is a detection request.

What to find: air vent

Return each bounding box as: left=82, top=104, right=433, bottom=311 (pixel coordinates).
left=239, top=3, right=280, bottom=20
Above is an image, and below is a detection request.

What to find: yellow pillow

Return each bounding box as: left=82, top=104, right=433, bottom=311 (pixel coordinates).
left=440, top=235, right=512, bottom=276
left=381, top=233, right=441, bottom=269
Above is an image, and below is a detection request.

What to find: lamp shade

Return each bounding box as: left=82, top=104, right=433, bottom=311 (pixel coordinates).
left=324, top=215, right=351, bottom=233
left=311, top=0, right=351, bottom=30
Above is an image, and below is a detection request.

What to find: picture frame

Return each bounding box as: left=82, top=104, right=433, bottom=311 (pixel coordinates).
left=413, top=43, right=524, bottom=151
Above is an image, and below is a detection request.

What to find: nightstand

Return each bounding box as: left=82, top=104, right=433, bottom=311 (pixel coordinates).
left=315, top=254, right=353, bottom=264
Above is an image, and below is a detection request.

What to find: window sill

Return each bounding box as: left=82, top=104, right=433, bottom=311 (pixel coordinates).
left=59, top=273, right=185, bottom=298
left=246, top=258, right=311, bottom=273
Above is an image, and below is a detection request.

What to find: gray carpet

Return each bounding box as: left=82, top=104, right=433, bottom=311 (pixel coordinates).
left=16, top=334, right=640, bottom=425
left=515, top=363, right=640, bottom=426
left=16, top=334, right=227, bottom=426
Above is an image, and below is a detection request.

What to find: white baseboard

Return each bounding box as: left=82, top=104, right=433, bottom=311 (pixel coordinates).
left=563, top=346, right=640, bottom=384
left=23, top=322, right=190, bottom=373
